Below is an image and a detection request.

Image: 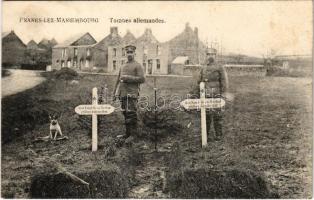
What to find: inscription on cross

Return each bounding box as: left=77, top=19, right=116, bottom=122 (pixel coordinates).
left=75, top=87, right=115, bottom=151
left=181, top=82, right=226, bottom=147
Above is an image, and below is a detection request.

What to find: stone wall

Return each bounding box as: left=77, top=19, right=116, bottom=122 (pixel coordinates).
left=224, top=64, right=266, bottom=76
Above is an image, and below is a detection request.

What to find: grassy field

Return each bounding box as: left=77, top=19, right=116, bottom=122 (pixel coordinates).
left=1, top=71, right=312, bottom=198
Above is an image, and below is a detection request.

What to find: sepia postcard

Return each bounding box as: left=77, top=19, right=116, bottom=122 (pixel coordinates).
left=1, top=1, right=313, bottom=199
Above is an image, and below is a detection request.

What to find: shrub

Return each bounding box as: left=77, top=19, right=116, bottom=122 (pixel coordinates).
left=166, top=167, right=279, bottom=198
left=54, top=67, right=78, bottom=81
left=30, top=165, right=129, bottom=198
left=140, top=109, right=182, bottom=151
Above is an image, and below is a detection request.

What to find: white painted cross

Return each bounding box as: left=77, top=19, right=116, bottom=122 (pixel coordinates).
left=180, top=82, right=226, bottom=147
left=75, top=87, right=115, bottom=151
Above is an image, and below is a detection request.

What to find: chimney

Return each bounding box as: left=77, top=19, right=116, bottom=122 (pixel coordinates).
left=194, top=27, right=198, bottom=36
left=110, top=27, right=118, bottom=36
left=145, top=28, right=152, bottom=35
left=185, top=22, right=190, bottom=29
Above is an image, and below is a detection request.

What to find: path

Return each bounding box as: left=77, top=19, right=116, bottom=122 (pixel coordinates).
left=2, top=69, right=45, bottom=97
left=128, top=150, right=170, bottom=198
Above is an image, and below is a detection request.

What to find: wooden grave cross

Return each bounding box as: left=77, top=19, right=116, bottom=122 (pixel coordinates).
left=180, top=82, right=226, bottom=147
left=75, top=87, right=115, bottom=151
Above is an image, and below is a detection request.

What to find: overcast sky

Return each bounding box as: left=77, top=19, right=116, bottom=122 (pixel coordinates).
left=2, top=1, right=312, bottom=57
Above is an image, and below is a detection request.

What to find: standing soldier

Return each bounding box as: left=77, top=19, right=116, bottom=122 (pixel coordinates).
left=198, top=48, right=228, bottom=141
left=113, top=45, right=145, bottom=139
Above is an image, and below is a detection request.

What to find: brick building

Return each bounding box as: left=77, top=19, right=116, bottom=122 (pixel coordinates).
left=166, top=23, right=207, bottom=66
left=50, top=23, right=207, bottom=75
left=93, top=27, right=124, bottom=73
left=51, top=32, right=105, bottom=71
left=103, top=27, right=169, bottom=75
left=135, top=28, right=169, bottom=75
left=2, top=31, right=26, bottom=67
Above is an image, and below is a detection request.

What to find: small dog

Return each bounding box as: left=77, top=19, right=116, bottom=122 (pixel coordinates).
left=49, top=114, right=63, bottom=140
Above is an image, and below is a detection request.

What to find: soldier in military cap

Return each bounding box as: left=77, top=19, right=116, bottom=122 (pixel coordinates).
left=197, top=47, right=229, bottom=141
left=113, top=45, right=145, bottom=139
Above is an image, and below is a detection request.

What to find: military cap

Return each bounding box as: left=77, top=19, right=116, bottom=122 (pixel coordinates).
left=206, top=48, right=217, bottom=55
left=125, top=45, right=136, bottom=52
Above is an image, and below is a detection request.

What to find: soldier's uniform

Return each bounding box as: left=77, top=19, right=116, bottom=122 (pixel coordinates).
left=197, top=48, right=228, bottom=140
left=116, top=45, right=145, bottom=138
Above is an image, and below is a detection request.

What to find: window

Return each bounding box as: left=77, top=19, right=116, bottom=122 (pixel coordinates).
left=113, top=60, right=117, bottom=71
left=148, top=59, right=153, bottom=66
left=80, top=59, right=84, bottom=68
left=122, top=48, right=125, bottom=56
left=148, top=59, right=153, bottom=74
left=113, top=48, right=117, bottom=57
left=87, top=48, right=91, bottom=56
left=156, top=45, right=161, bottom=55
left=64, top=49, right=67, bottom=57
left=143, top=62, right=146, bottom=74
left=73, top=60, right=77, bottom=68
left=143, top=46, right=148, bottom=55
left=74, top=48, right=78, bottom=56
left=62, top=49, right=66, bottom=58
left=156, top=59, right=160, bottom=70
left=121, top=60, right=125, bottom=66
left=85, top=60, right=90, bottom=68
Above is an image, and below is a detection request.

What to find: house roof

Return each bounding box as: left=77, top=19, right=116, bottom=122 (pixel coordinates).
left=54, top=32, right=96, bottom=48
left=95, top=32, right=123, bottom=50
left=38, top=38, right=56, bottom=49
left=50, top=38, right=58, bottom=46
left=123, top=30, right=136, bottom=44
left=27, top=40, right=40, bottom=50
left=27, top=40, right=37, bottom=46
left=2, top=31, right=11, bottom=39
left=136, top=28, right=158, bottom=44
left=39, top=38, right=49, bottom=44
left=2, top=31, right=26, bottom=47
left=172, top=56, right=189, bottom=64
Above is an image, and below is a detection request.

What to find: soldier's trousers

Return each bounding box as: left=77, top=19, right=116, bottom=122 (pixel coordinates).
left=121, top=96, right=138, bottom=137
left=206, top=109, right=223, bottom=138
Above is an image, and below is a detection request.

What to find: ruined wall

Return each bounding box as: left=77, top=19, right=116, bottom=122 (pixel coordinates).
left=167, top=23, right=206, bottom=65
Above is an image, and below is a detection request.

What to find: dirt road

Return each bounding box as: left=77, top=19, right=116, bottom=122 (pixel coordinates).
left=1, top=69, right=45, bottom=97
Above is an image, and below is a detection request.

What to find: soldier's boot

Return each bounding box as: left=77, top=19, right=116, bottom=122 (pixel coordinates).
left=129, top=112, right=139, bottom=138
left=213, top=113, right=223, bottom=141
left=121, top=111, right=130, bottom=139
left=125, top=111, right=138, bottom=137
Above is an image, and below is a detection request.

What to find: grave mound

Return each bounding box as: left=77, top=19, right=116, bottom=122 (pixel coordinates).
left=30, top=166, right=128, bottom=198
left=166, top=168, right=279, bottom=198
